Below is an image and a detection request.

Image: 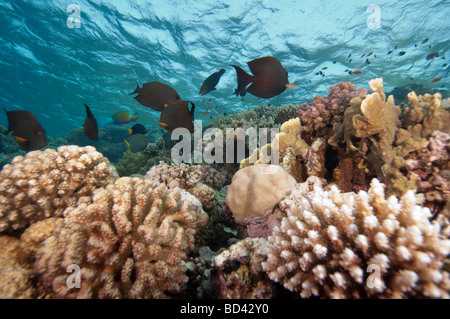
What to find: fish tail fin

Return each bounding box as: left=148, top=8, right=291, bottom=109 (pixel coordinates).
left=124, top=139, right=132, bottom=152
left=129, top=82, right=141, bottom=95
left=189, top=101, right=195, bottom=121
left=231, top=65, right=254, bottom=96
left=128, top=128, right=132, bottom=135
left=285, top=83, right=299, bottom=90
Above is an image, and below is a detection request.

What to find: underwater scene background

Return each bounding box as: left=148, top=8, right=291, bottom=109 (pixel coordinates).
left=0, top=0, right=449, bottom=300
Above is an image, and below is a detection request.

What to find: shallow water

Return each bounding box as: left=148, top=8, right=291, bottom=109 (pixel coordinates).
left=0, top=0, right=448, bottom=138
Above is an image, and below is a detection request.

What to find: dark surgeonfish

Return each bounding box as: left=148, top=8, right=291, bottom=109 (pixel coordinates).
left=158, top=100, right=195, bottom=133
left=199, top=69, right=226, bottom=96
left=231, top=56, right=297, bottom=98
left=128, top=123, right=148, bottom=135
left=3, top=109, right=47, bottom=151
left=130, top=82, right=181, bottom=111
left=83, top=104, right=99, bottom=140
left=124, top=133, right=149, bottom=153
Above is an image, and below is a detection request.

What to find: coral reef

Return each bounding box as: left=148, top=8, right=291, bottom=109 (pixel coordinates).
left=0, top=145, right=118, bottom=232
left=0, top=235, right=36, bottom=298
left=206, top=105, right=278, bottom=132
left=33, top=177, right=208, bottom=299
left=330, top=78, right=450, bottom=197
left=275, top=104, right=299, bottom=125
left=116, top=150, right=149, bottom=177
left=297, top=81, right=367, bottom=141
left=261, top=177, right=450, bottom=298
left=145, top=161, right=226, bottom=190
left=214, top=237, right=276, bottom=299
left=398, top=131, right=449, bottom=209
left=225, top=164, right=296, bottom=223
left=187, top=183, right=218, bottom=211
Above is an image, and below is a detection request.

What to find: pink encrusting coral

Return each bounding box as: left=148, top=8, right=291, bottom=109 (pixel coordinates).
left=400, top=131, right=449, bottom=207
left=297, top=81, right=367, bottom=140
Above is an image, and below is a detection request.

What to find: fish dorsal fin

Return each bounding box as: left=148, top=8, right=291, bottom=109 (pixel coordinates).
left=129, top=82, right=141, bottom=95
left=248, top=56, right=281, bottom=75
left=188, top=101, right=195, bottom=120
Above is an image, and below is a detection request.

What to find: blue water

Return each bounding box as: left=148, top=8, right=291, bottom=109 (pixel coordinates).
left=0, top=0, right=449, bottom=137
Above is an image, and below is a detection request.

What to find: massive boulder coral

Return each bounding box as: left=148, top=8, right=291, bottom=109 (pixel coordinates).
left=33, top=177, right=208, bottom=299
left=0, top=145, right=118, bottom=232
left=261, top=177, right=450, bottom=298
left=225, top=164, right=296, bottom=223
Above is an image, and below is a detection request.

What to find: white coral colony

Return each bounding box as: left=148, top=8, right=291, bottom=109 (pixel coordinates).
left=261, top=177, right=450, bottom=298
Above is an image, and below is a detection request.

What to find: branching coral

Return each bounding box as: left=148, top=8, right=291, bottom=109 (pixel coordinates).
left=330, top=78, right=450, bottom=197
left=33, top=177, right=208, bottom=299
left=214, top=238, right=276, bottom=299
left=0, top=235, right=36, bottom=298
left=145, top=161, right=226, bottom=190
left=297, top=81, right=367, bottom=140
left=261, top=177, right=450, bottom=298
left=0, top=145, right=118, bottom=232
left=400, top=131, right=449, bottom=207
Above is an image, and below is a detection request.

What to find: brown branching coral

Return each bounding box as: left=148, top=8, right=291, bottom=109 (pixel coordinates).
left=0, top=145, right=118, bottom=232
left=33, top=177, right=208, bottom=299
left=145, top=161, right=226, bottom=190
left=297, top=81, right=367, bottom=141
left=331, top=78, right=449, bottom=197
left=0, top=235, right=36, bottom=298
left=261, top=177, right=450, bottom=298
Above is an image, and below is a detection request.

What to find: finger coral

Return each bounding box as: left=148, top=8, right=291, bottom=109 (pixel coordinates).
left=0, top=145, right=118, bottom=232
left=297, top=81, right=367, bottom=140
left=33, top=177, right=208, bottom=299
left=261, top=176, right=450, bottom=298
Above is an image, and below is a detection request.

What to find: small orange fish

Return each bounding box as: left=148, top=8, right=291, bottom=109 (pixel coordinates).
left=361, top=53, right=365, bottom=58
left=206, top=105, right=213, bottom=109
left=322, top=67, right=327, bottom=70
left=5, top=156, right=14, bottom=161
left=431, top=77, right=441, bottom=83
left=207, top=98, right=212, bottom=102
left=367, top=52, right=373, bottom=57
left=202, top=98, right=206, bottom=103
left=107, top=136, right=112, bottom=140
left=202, top=111, right=210, bottom=115
left=350, top=70, right=362, bottom=75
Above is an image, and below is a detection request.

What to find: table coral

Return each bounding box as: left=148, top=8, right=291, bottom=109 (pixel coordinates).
left=0, top=145, right=118, bottom=232
left=261, top=176, right=450, bottom=298
left=33, top=177, right=208, bottom=299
